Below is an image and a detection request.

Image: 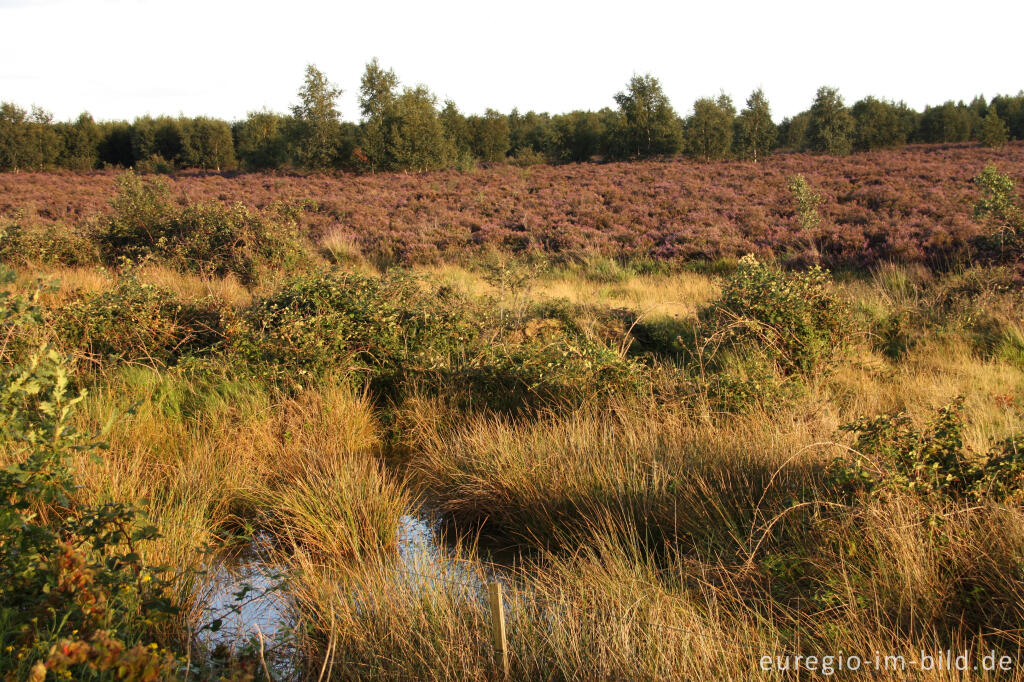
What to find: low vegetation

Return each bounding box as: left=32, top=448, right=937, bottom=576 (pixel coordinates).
left=1, top=151, right=1023, bottom=680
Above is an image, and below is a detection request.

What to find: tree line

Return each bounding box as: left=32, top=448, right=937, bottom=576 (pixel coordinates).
left=1, top=61, right=1022, bottom=173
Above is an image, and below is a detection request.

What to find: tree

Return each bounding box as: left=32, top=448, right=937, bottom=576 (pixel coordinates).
left=384, top=86, right=452, bottom=172
left=0, top=102, right=30, bottom=171
left=613, top=74, right=682, bottom=158
left=807, top=86, right=855, bottom=155
left=734, top=88, right=776, bottom=161
left=467, top=109, right=510, bottom=162
left=358, top=58, right=399, bottom=172
left=180, top=117, right=236, bottom=170
left=851, top=96, right=915, bottom=151
left=918, top=102, right=971, bottom=143
left=777, top=112, right=811, bottom=151
left=978, top=110, right=1009, bottom=148
left=291, top=64, right=343, bottom=170
left=440, top=100, right=471, bottom=155
left=551, top=110, right=607, bottom=162
left=234, top=110, right=289, bottom=170
left=55, top=112, right=101, bottom=170
left=685, top=94, right=735, bottom=161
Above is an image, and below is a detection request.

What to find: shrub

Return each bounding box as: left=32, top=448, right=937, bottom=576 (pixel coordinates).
left=0, top=348, right=179, bottom=680
left=973, top=165, right=1022, bottom=259
left=831, top=398, right=1024, bottom=503
left=98, top=171, right=306, bottom=284
left=0, top=221, right=98, bottom=267
left=53, top=272, right=223, bottom=370
left=697, top=255, right=850, bottom=375
left=228, top=270, right=479, bottom=385
left=788, top=173, right=822, bottom=232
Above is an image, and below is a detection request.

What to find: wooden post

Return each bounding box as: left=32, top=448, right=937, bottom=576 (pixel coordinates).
left=488, top=581, right=509, bottom=678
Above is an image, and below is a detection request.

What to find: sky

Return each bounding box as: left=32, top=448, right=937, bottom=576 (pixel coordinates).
left=1, top=0, right=1022, bottom=124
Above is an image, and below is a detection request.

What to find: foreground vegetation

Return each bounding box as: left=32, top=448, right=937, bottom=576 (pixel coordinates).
left=1, top=151, right=1024, bottom=680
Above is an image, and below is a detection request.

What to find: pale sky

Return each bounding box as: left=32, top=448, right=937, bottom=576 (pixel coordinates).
left=1, top=0, right=1022, bottom=123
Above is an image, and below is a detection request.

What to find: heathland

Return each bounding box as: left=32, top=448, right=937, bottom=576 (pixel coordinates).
left=2, top=142, right=1024, bottom=680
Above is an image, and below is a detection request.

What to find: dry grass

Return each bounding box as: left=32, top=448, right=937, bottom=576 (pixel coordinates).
left=4, top=257, right=1024, bottom=679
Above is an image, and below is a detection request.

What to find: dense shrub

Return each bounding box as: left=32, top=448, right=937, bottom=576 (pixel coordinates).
left=0, top=220, right=98, bottom=267
left=0, top=349, right=179, bottom=680
left=98, top=171, right=306, bottom=284
left=697, top=255, right=851, bottom=375
left=455, top=315, right=644, bottom=411
left=228, top=270, right=479, bottom=385
left=53, top=273, right=223, bottom=370
left=832, top=398, right=1024, bottom=503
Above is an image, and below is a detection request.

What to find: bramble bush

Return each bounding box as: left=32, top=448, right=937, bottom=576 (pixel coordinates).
left=831, top=397, right=1024, bottom=503
left=97, top=172, right=306, bottom=284
left=228, top=270, right=480, bottom=387
left=0, top=348, right=180, bottom=681
left=53, top=271, right=223, bottom=371
left=697, top=254, right=851, bottom=376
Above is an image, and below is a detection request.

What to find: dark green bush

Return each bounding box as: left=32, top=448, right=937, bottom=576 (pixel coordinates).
left=697, top=255, right=851, bottom=375
left=53, top=273, right=223, bottom=370
left=831, top=398, right=1024, bottom=503
left=228, top=270, right=479, bottom=385
left=0, top=221, right=98, bottom=267
left=98, top=171, right=306, bottom=284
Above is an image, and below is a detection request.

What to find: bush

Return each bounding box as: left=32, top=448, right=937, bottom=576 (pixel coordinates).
left=831, top=398, right=1024, bottom=503
left=697, top=255, right=851, bottom=375
left=53, top=272, right=223, bottom=370
left=0, top=221, right=98, bottom=267
left=228, top=270, right=479, bottom=386
left=0, top=349, right=179, bottom=680
left=98, top=171, right=306, bottom=284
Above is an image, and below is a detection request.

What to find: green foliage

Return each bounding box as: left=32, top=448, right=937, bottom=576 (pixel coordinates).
left=99, top=171, right=306, bottom=283
left=234, top=110, right=290, bottom=170
left=290, top=64, right=344, bottom=170
left=832, top=398, right=1024, bottom=503
left=0, top=348, right=179, bottom=680
left=0, top=220, right=98, bottom=267
left=972, top=165, right=1023, bottom=261
left=788, top=173, right=822, bottom=231
left=851, top=96, right=916, bottom=151
left=228, top=270, right=479, bottom=384
left=467, top=109, right=510, bottom=163
left=978, top=110, right=1010, bottom=148
left=53, top=272, right=223, bottom=370
left=685, top=94, right=735, bottom=161
left=734, top=89, right=776, bottom=162
left=807, top=86, right=855, bottom=155
left=698, top=255, right=850, bottom=375
left=613, top=74, right=683, bottom=158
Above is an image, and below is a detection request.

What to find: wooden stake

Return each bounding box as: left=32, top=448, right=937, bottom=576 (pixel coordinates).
left=488, top=581, right=509, bottom=678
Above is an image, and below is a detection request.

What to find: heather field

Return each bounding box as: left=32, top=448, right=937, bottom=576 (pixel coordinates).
left=3, top=146, right=1024, bottom=681
left=2, top=142, right=1022, bottom=269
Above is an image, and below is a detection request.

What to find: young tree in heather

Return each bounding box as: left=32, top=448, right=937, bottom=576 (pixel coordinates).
left=735, top=88, right=776, bottom=161
left=613, top=74, right=682, bottom=158
left=359, top=58, right=400, bottom=172
left=978, top=110, right=1009, bottom=148
left=685, top=94, right=735, bottom=161
left=291, top=64, right=343, bottom=170
left=807, top=86, right=855, bottom=155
